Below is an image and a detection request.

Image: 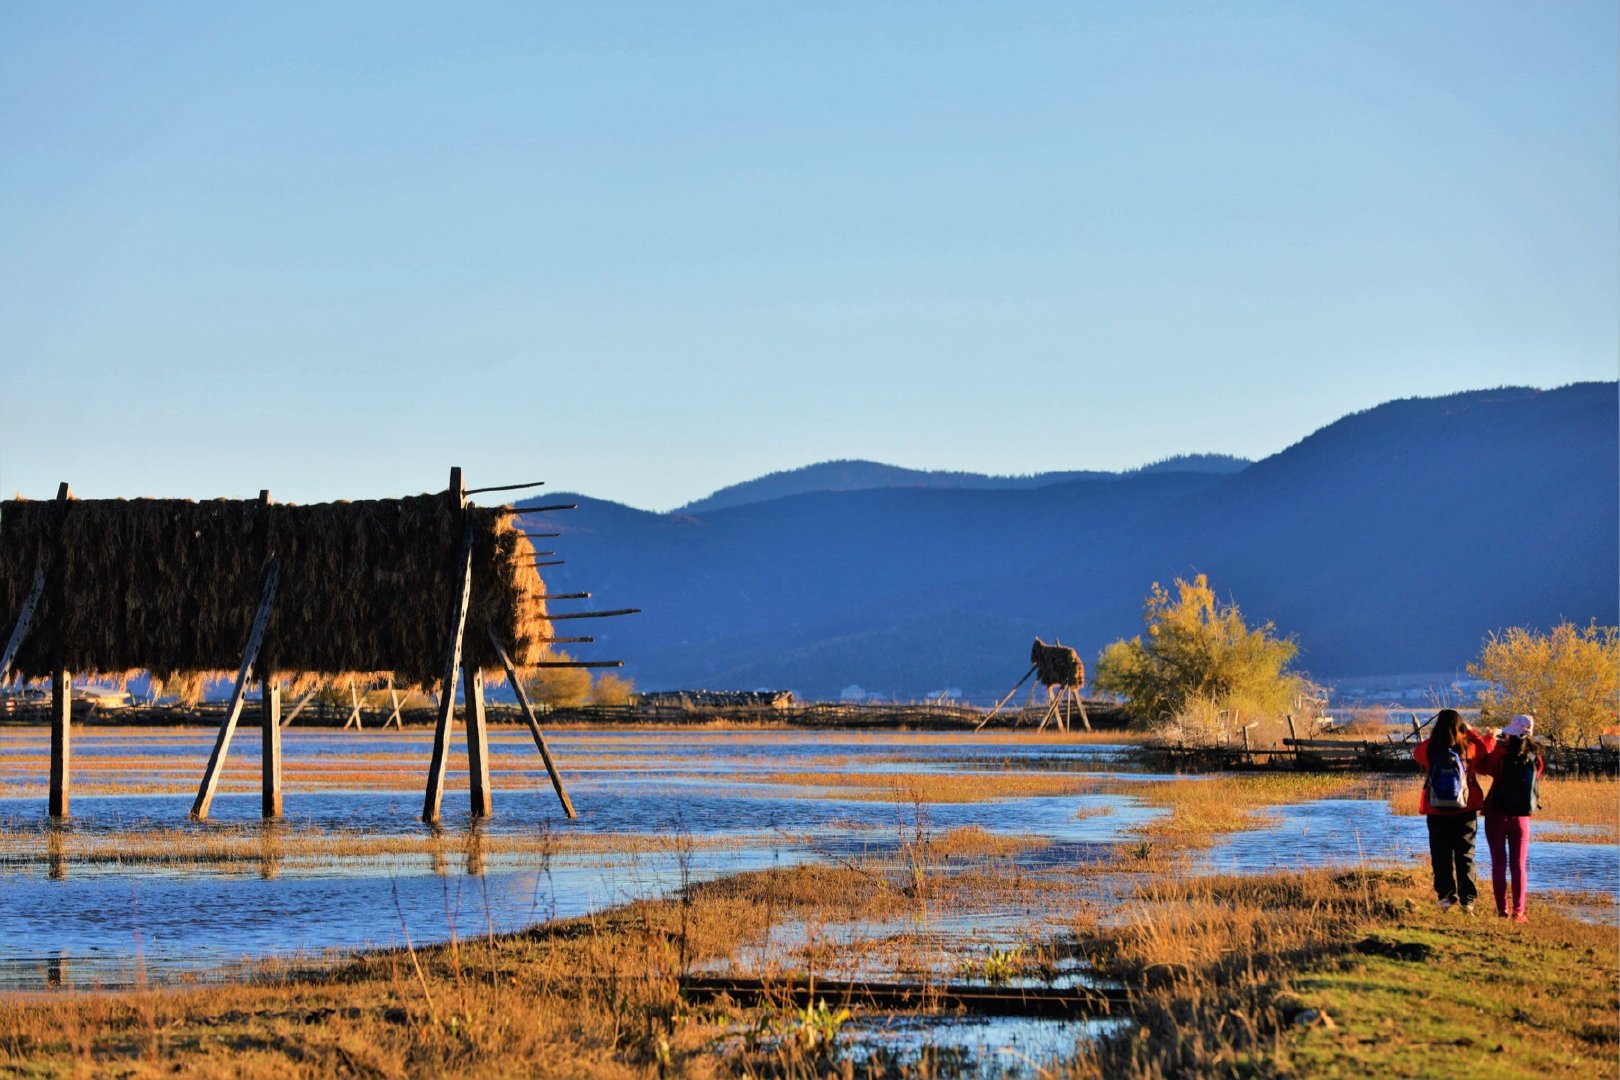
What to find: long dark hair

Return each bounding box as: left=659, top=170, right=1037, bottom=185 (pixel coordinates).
left=1428, top=709, right=1467, bottom=755
left=1505, top=733, right=1539, bottom=765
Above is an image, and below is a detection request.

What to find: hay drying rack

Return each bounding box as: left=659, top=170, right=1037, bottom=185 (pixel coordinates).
left=0, top=468, right=638, bottom=825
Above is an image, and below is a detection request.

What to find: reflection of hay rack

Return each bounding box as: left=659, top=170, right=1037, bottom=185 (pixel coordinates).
left=977, top=637, right=1090, bottom=732
left=0, top=469, right=639, bottom=825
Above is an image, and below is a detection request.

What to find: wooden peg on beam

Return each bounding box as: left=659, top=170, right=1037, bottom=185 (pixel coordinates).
left=535, top=593, right=590, bottom=601
left=529, top=660, right=623, bottom=669
left=544, top=608, right=639, bottom=621
left=464, top=480, right=545, bottom=496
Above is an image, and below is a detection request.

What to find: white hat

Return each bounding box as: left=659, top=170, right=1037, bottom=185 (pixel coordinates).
left=1502, top=714, right=1534, bottom=738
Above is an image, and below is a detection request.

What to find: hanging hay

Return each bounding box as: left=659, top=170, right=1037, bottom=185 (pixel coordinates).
left=1030, top=637, right=1084, bottom=690
left=0, top=494, right=550, bottom=687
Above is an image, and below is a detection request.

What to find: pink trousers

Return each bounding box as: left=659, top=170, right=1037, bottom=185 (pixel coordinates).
left=1484, top=812, right=1531, bottom=915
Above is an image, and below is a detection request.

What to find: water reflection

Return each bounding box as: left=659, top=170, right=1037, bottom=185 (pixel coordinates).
left=0, top=728, right=1613, bottom=994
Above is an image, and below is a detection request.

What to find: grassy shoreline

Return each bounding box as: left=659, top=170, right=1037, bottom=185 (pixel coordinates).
left=3, top=856, right=1613, bottom=1077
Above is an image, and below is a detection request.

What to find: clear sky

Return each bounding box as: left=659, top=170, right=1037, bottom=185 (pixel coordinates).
left=2, top=2, right=1615, bottom=510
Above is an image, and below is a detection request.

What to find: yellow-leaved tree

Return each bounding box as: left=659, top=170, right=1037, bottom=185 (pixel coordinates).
left=1468, top=622, right=1619, bottom=745
left=1095, top=574, right=1304, bottom=734
left=522, top=651, right=592, bottom=708
left=590, top=672, right=636, bottom=706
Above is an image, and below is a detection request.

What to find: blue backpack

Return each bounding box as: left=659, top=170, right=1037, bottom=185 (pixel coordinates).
left=1426, top=746, right=1469, bottom=810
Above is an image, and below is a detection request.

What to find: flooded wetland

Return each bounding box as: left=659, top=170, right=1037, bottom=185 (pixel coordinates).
left=2, top=723, right=1615, bottom=1075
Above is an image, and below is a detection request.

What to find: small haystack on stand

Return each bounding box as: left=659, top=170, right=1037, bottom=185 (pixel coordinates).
left=977, top=637, right=1091, bottom=732
left=0, top=468, right=635, bottom=824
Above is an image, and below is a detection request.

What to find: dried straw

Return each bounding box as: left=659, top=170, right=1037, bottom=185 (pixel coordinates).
left=0, top=494, right=550, bottom=687
left=1030, top=637, right=1084, bottom=689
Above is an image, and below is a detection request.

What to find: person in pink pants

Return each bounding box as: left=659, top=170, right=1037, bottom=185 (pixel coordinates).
left=1480, top=714, right=1544, bottom=923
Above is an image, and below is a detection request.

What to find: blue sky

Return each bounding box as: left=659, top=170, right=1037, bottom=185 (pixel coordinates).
left=2, top=2, right=1614, bottom=510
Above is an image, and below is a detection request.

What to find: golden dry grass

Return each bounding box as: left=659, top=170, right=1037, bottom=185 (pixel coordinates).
left=1388, top=774, right=1619, bottom=843
left=745, top=770, right=1107, bottom=802
left=1111, top=773, right=1372, bottom=847
left=0, top=825, right=795, bottom=872
left=1067, top=868, right=1619, bottom=1078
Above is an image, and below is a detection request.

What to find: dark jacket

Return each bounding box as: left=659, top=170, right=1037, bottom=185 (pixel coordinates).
left=1480, top=744, right=1545, bottom=816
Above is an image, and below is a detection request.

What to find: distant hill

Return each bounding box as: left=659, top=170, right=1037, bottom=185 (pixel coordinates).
left=674, top=454, right=1249, bottom=515
left=524, top=384, right=1617, bottom=701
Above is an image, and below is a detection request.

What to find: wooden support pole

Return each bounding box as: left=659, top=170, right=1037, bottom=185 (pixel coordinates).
left=489, top=627, right=576, bottom=819
left=280, top=687, right=318, bottom=728
left=257, top=489, right=282, bottom=819
left=1074, top=689, right=1092, bottom=732
left=976, top=666, right=1037, bottom=731
left=0, top=568, right=45, bottom=687
left=385, top=679, right=404, bottom=729
left=1286, top=713, right=1300, bottom=768
left=48, top=668, right=70, bottom=818
left=191, top=558, right=281, bottom=820
left=46, top=482, right=72, bottom=819
left=463, top=660, right=492, bottom=818
left=343, top=680, right=363, bottom=730
left=423, top=468, right=474, bottom=825
left=261, top=679, right=282, bottom=817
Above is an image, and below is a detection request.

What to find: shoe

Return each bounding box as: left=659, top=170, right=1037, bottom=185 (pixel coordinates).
left=1497, top=910, right=1510, bottom=918
left=1439, top=898, right=1456, bottom=911
left=1514, top=912, right=1528, bottom=925
left=1461, top=902, right=1477, bottom=916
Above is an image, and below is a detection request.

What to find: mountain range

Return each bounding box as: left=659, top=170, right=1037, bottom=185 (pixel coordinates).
left=521, top=383, right=1618, bottom=701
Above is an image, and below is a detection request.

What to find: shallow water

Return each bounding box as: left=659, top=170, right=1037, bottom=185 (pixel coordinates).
left=0, top=727, right=1613, bottom=995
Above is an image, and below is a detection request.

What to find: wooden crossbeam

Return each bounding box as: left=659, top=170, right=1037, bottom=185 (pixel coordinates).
left=191, top=557, right=282, bottom=819
left=489, top=627, right=576, bottom=819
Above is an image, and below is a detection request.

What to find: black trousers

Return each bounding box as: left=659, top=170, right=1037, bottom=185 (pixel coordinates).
left=1426, top=812, right=1478, bottom=904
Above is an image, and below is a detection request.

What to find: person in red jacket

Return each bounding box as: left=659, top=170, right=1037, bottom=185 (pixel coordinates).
left=1480, top=714, right=1544, bottom=923
left=1412, top=708, right=1496, bottom=913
